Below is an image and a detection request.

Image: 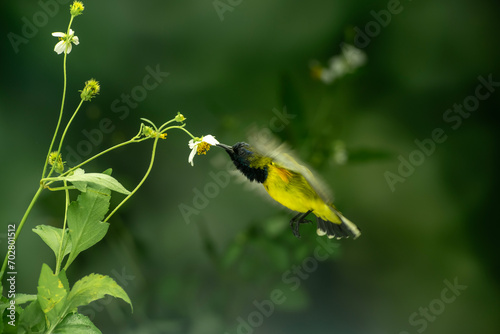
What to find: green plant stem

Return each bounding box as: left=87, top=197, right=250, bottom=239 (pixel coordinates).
left=55, top=181, right=70, bottom=275
left=158, top=118, right=177, bottom=131
left=46, top=99, right=85, bottom=179
left=161, top=125, right=196, bottom=139
left=104, top=137, right=160, bottom=223
left=2, top=15, right=78, bottom=281
left=103, top=124, right=195, bottom=223
left=46, top=185, right=77, bottom=192
left=41, top=14, right=77, bottom=180
left=41, top=15, right=75, bottom=180
left=44, top=136, right=148, bottom=188
left=41, top=54, right=68, bottom=179
left=66, top=15, right=74, bottom=36
left=0, top=186, right=44, bottom=281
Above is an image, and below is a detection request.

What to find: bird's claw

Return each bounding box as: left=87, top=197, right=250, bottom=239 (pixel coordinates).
left=289, top=211, right=313, bottom=239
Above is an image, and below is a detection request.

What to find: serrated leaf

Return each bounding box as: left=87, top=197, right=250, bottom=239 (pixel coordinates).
left=66, top=274, right=133, bottom=312
left=65, top=187, right=110, bottom=269
left=33, top=225, right=72, bottom=262
left=65, top=169, right=130, bottom=195
left=18, top=300, right=46, bottom=333
left=59, top=270, right=71, bottom=293
left=15, top=294, right=37, bottom=305
left=53, top=313, right=102, bottom=334
left=37, top=264, right=68, bottom=328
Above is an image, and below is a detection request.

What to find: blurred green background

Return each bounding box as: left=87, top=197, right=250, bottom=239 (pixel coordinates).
left=1, top=0, right=499, bottom=333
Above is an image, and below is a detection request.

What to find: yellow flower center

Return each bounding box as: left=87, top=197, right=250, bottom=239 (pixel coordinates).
left=196, top=142, right=211, bottom=155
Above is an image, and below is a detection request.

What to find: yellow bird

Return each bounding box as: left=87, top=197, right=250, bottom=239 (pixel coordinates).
left=216, top=142, right=361, bottom=239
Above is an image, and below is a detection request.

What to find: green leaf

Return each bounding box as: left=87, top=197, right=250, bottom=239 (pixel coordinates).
left=66, top=273, right=133, bottom=312
left=53, top=313, right=102, bottom=334
left=72, top=181, right=88, bottom=193
left=18, top=300, right=46, bottom=333
left=68, top=168, right=87, bottom=192
left=65, top=187, right=111, bottom=269
left=0, top=295, right=9, bottom=313
left=0, top=296, right=10, bottom=332
left=33, top=225, right=72, bottom=261
left=65, top=169, right=130, bottom=195
left=37, top=264, right=68, bottom=328
left=15, top=294, right=37, bottom=306
left=102, top=168, right=112, bottom=176
left=58, top=269, right=71, bottom=294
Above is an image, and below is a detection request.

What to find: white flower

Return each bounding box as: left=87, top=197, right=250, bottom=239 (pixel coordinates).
left=312, top=43, right=367, bottom=84
left=340, top=43, right=367, bottom=69
left=328, top=56, right=344, bottom=73
left=188, top=135, right=220, bottom=166
left=318, top=68, right=336, bottom=84
left=52, top=29, right=79, bottom=54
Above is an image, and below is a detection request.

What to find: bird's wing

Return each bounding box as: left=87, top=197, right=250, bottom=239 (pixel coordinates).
left=248, top=131, right=334, bottom=204
left=273, top=150, right=333, bottom=203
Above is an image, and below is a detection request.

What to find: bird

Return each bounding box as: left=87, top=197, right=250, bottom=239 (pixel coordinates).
left=216, top=141, right=361, bottom=239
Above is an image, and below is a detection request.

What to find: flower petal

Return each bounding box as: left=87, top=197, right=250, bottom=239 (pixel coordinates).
left=72, top=36, right=80, bottom=45
left=202, top=135, right=219, bottom=145
left=52, top=32, right=65, bottom=37
left=188, top=148, right=197, bottom=166
left=54, top=41, right=66, bottom=54
left=65, top=43, right=73, bottom=54
left=188, top=139, right=198, bottom=149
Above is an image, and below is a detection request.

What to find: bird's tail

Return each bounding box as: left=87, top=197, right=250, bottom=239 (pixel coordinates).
left=316, top=209, right=361, bottom=240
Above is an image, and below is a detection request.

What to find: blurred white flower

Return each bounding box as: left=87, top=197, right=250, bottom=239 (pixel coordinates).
left=341, top=44, right=367, bottom=68
left=188, top=135, right=220, bottom=166
left=332, top=140, right=348, bottom=165
left=311, top=43, right=366, bottom=84
left=52, top=29, right=79, bottom=54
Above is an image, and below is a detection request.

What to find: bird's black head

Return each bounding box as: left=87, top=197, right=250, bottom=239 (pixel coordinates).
left=217, top=142, right=268, bottom=183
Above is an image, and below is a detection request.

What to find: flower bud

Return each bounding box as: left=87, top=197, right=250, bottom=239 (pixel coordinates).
left=70, top=1, right=85, bottom=16
left=142, top=125, right=156, bottom=138
left=48, top=152, right=65, bottom=174
left=175, top=112, right=186, bottom=123
left=80, top=79, right=100, bottom=101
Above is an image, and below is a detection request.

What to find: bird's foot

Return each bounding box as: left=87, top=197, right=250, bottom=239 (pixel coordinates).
left=289, top=210, right=313, bottom=239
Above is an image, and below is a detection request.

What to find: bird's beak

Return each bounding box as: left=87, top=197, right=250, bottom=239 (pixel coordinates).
left=216, top=143, right=233, bottom=154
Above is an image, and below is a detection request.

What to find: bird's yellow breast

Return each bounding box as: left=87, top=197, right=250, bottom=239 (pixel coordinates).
left=262, top=163, right=342, bottom=224
left=263, top=163, right=319, bottom=212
